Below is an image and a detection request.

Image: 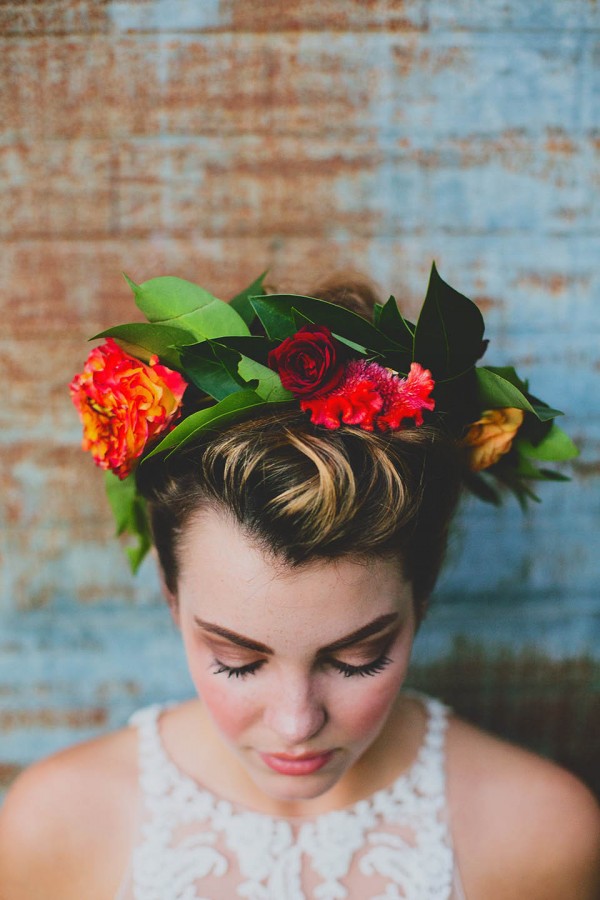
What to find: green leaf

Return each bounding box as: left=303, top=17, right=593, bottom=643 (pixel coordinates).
left=104, top=472, right=152, bottom=573
left=236, top=355, right=292, bottom=401
left=125, top=499, right=152, bottom=573
left=93, top=322, right=195, bottom=369
left=377, top=296, right=414, bottom=350
left=209, top=335, right=272, bottom=366
left=334, top=334, right=374, bottom=355
left=291, top=308, right=316, bottom=330
left=529, top=404, right=563, bottom=422
left=181, top=341, right=291, bottom=402
left=462, top=471, right=502, bottom=505
left=537, top=468, right=571, bottom=482
left=288, top=307, right=372, bottom=355
left=490, top=465, right=542, bottom=506
left=517, top=423, right=579, bottom=462
left=513, top=455, right=548, bottom=479
left=506, top=452, right=569, bottom=488
left=512, top=481, right=542, bottom=507
left=413, top=262, right=485, bottom=378
left=124, top=274, right=250, bottom=340
left=250, top=294, right=400, bottom=353
left=249, top=295, right=297, bottom=340
left=105, top=470, right=137, bottom=535
left=180, top=342, right=254, bottom=400
left=482, top=365, right=529, bottom=393
left=145, top=390, right=281, bottom=459
left=229, top=271, right=267, bottom=327
left=526, top=391, right=564, bottom=421
left=476, top=368, right=541, bottom=416
left=482, top=368, right=563, bottom=421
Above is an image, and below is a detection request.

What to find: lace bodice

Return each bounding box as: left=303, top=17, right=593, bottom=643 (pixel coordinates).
left=115, top=696, right=465, bottom=900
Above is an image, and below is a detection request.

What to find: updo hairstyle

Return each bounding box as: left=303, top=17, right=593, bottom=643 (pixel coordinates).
left=137, top=274, right=463, bottom=615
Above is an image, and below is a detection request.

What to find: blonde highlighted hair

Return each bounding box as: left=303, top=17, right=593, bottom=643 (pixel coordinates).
left=137, top=274, right=463, bottom=613
left=139, top=411, right=461, bottom=613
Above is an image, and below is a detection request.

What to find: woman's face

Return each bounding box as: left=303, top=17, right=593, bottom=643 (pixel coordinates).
left=175, top=508, right=416, bottom=811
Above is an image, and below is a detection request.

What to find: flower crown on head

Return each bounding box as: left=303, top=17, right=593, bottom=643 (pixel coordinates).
left=70, top=263, right=578, bottom=571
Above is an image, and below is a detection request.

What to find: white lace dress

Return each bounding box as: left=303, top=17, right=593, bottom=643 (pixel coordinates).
left=115, top=695, right=466, bottom=900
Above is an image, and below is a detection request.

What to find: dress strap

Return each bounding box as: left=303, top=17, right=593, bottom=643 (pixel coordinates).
left=413, top=694, right=450, bottom=794
left=385, top=693, right=449, bottom=800
left=129, top=704, right=177, bottom=801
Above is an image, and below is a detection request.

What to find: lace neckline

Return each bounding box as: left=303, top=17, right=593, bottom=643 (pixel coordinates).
left=131, top=692, right=448, bottom=824
left=124, top=693, right=458, bottom=900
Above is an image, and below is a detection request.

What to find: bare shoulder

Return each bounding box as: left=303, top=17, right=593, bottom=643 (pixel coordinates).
left=447, top=714, right=600, bottom=900
left=0, top=725, right=138, bottom=900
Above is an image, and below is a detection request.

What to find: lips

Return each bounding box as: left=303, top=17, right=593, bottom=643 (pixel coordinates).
left=259, top=750, right=335, bottom=776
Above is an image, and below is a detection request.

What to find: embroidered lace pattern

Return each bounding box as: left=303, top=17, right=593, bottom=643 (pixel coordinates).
left=116, top=696, right=462, bottom=900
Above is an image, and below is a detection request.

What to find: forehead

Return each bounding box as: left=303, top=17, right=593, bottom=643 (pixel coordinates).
left=176, top=508, right=413, bottom=644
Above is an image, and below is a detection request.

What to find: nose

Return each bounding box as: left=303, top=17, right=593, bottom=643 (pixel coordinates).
left=263, top=672, right=328, bottom=747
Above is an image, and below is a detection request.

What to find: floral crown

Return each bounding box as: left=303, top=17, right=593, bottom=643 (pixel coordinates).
left=70, top=264, right=578, bottom=570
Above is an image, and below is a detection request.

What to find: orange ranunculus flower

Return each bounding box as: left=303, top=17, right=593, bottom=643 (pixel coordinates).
left=70, top=338, right=188, bottom=479
left=462, top=407, right=525, bottom=472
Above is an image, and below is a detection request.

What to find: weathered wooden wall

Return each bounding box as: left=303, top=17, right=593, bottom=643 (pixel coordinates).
left=1, top=0, right=599, bottom=796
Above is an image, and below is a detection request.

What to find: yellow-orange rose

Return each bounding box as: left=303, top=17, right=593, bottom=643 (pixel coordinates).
left=70, top=338, right=187, bottom=479
left=462, top=407, right=525, bottom=472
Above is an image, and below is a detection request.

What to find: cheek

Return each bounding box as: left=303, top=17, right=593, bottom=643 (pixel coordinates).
left=199, top=678, right=256, bottom=742
left=336, top=639, right=413, bottom=741
left=185, top=644, right=259, bottom=742
left=336, top=673, right=402, bottom=741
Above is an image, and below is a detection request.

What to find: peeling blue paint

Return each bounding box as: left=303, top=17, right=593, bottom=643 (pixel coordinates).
left=1, top=0, right=599, bottom=794
left=109, top=0, right=226, bottom=32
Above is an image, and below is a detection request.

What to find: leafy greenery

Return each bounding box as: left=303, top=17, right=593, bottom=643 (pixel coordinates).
left=478, top=366, right=562, bottom=420
left=180, top=340, right=292, bottom=403
left=476, top=367, right=540, bottom=417
left=517, top=423, right=578, bottom=462
left=250, top=293, right=400, bottom=353
left=93, top=322, right=195, bottom=370
left=414, top=262, right=485, bottom=379
left=229, top=270, right=267, bottom=326
left=146, top=390, right=281, bottom=459
left=104, top=471, right=152, bottom=573
left=376, top=295, right=415, bottom=350
left=124, top=274, right=250, bottom=340
left=92, top=264, right=577, bottom=571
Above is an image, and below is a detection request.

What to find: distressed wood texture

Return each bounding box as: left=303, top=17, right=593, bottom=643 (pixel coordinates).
left=1, top=0, right=599, bottom=797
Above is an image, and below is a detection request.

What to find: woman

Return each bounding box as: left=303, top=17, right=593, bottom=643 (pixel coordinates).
left=1, top=267, right=598, bottom=899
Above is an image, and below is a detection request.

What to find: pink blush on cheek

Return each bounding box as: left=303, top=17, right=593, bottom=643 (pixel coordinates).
left=338, top=677, right=403, bottom=745
left=189, top=666, right=258, bottom=742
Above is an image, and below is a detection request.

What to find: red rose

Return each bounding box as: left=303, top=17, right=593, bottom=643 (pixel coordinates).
left=268, top=325, right=344, bottom=398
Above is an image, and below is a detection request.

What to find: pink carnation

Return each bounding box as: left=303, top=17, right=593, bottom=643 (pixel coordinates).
left=300, top=360, right=435, bottom=433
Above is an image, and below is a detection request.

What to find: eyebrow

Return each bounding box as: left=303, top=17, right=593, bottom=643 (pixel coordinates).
left=194, top=612, right=399, bottom=656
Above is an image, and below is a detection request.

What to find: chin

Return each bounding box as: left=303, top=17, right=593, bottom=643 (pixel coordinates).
left=253, top=770, right=342, bottom=806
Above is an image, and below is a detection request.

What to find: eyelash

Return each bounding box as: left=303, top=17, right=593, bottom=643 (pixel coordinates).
left=329, top=654, right=392, bottom=678
left=212, top=652, right=393, bottom=680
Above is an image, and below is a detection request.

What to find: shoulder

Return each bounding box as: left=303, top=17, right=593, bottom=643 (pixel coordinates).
left=447, top=715, right=600, bottom=900
left=0, top=724, right=138, bottom=900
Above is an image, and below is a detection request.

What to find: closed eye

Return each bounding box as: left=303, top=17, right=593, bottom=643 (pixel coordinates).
left=212, top=659, right=265, bottom=679
left=327, top=653, right=392, bottom=678
left=212, top=652, right=393, bottom=680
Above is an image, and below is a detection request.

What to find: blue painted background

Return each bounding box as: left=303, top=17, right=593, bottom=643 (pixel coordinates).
left=1, top=0, right=598, bottom=794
